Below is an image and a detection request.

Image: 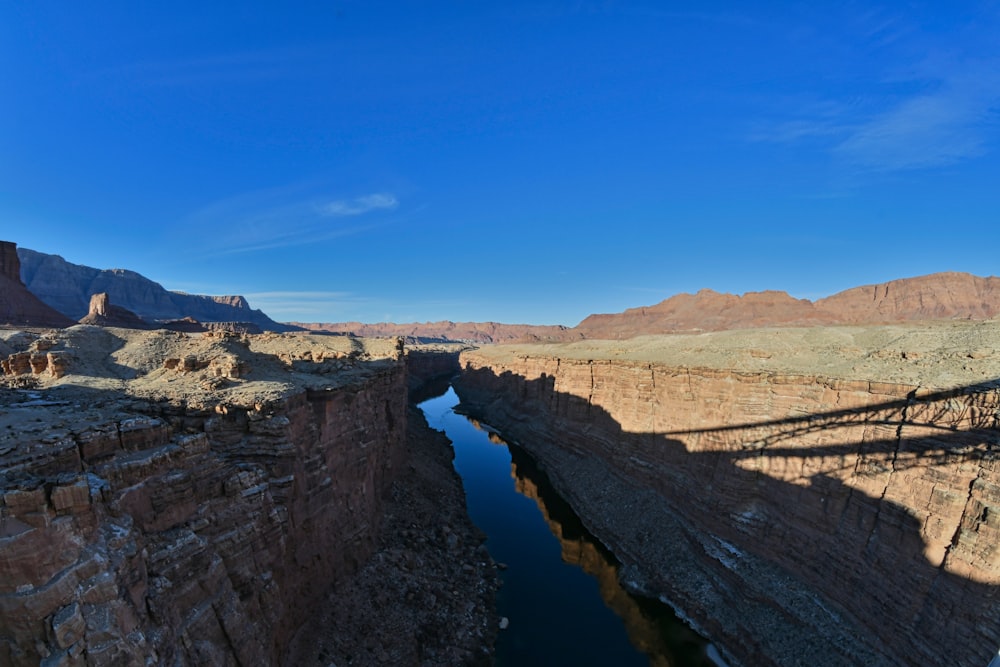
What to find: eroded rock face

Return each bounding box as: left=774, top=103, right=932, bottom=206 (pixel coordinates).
left=0, top=242, right=21, bottom=283
left=455, top=331, right=1000, bottom=667
left=0, top=330, right=411, bottom=665
left=0, top=242, right=75, bottom=328
left=78, top=292, right=151, bottom=329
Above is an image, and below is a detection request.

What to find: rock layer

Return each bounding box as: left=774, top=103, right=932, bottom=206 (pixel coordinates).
left=0, top=329, right=442, bottom=664
left=455, top=325, right=1000, bottom=667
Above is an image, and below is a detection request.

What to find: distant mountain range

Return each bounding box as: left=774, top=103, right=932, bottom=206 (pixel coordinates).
left=570, top=272, right=1000, bottom=339
left=296, top=272, right=1000, bottom=342
left=287, top=320, right=572, bottom=344
left=17, top=247, right=291, bottom=331
left=7, top=241, right=999, bottom=341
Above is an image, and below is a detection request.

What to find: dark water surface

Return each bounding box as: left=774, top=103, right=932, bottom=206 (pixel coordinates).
left=419, top=387, right=716, bottom=667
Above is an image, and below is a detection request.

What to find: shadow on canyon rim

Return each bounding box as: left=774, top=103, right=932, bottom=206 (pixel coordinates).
left=455, top=323, right=1000, bottom=667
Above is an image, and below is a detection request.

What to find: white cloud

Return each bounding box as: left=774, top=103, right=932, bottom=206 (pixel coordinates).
left=320, top=193, right=399, bottom=217
left=180, top=186, right=400, bottom=256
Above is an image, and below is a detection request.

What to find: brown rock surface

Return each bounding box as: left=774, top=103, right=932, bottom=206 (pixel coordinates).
left=0, top=327, right=495, bottom=665
left=0, top=242, right=75, bottom=328
left=454, top=321, right=1000, bottom=667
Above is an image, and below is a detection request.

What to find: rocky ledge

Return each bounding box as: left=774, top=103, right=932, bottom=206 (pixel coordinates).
left=0, top=326, right=496, bottom=665
left=455, top=320, right=1000, bottom=667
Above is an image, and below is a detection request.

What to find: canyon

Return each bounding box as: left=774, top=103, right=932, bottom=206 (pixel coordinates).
left=455, top=322, right=1000, bottom=666
left=0, top=326, right=495, bottom=665
left=6, top=237, right=1000, bottom=665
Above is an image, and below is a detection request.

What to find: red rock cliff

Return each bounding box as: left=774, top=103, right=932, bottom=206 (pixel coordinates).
left=455, top=329, right=1000, bottom=667
left=0, top=331, right=408, bottom=665
left=0, top=241, right=74, bottom=328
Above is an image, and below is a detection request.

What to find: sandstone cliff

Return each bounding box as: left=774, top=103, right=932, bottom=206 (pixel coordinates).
left=0, top=242, right=75, bottom=328
left=16, top=247, right=290, bottom=331
left=455, top=322, right=1000, bottom=667
left=571, top=272, right=1000, bottom=339
left=78, top=293, right=151, bottom=329
left=0, top=328, right=495, bottom=665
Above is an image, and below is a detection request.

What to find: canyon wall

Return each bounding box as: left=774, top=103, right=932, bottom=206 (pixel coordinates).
left=0, top=331, right=407, bottom=665
left=455, top=332, right=1000, bottom=667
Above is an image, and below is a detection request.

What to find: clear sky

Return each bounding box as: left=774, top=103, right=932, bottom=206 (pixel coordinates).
left=3, top=2, right=999, bottom=326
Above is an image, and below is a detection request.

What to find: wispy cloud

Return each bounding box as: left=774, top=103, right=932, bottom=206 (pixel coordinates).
left=243, top=290, right=366, bottom=317
left=754, top=62, right=1000, bottom=172
left=181, top=186, right=401, bottom=256
left=319, top=193, right=398, bottom=217
left=833, top=70, right=1000, bottom=171
left=749, top=1, right=1000, bottom=175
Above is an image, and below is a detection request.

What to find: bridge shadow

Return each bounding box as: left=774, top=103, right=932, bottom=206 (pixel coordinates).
left=455, top=365, right=1000, bottom=667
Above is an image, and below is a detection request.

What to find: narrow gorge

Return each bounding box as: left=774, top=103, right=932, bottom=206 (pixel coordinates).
left=454, top=323, right=1000, bottom=667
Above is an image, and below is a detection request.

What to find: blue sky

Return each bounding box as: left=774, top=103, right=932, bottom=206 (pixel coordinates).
left=3, top=2, right=999, bottom=326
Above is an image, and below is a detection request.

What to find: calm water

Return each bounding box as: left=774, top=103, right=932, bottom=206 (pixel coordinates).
left=419, top=387, right=716, bottom=667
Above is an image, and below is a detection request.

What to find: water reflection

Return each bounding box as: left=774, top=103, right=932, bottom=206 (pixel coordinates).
left=421, top=387, right=716, bottom=667
left=505, top=444, right=714, bottom=667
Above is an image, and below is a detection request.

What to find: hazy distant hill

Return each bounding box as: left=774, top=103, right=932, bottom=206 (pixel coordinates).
left=18, top=247, right=292, bottom=331
left=288, top=320, right=574, bottom=344
left=571, top=272, right=1000, bottom=340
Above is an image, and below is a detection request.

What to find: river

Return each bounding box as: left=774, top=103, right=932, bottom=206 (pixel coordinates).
left=419, top=387, right=718, bottom=667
